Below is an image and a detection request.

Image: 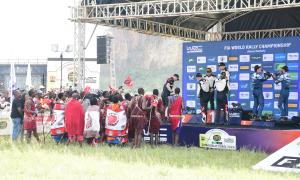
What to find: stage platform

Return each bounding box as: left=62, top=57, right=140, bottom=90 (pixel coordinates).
left=150, top=124, right=300, bottom=154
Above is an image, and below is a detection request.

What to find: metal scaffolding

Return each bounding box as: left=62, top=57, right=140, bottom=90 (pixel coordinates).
left=71, top=0, right=300, bottom=89
left=71, top=0, right=300, bottom=20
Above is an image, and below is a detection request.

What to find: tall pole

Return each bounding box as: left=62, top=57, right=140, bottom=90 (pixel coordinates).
left=60, top=53, right=63, bottom=90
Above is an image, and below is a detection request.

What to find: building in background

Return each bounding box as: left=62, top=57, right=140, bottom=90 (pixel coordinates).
left=47, top=58, right=100, bottom=91
left=0, top=60, right=47, bottom=92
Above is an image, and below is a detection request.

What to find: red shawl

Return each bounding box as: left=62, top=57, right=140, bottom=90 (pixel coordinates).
left=65, top=99, right=85, bottom=136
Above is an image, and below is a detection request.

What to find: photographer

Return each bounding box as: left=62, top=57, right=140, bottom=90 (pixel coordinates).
left=215, top=63, right=230, bottom=125
left=251, top=65, right=271, bottom=120
left=272, top=66, right=291, bottom=121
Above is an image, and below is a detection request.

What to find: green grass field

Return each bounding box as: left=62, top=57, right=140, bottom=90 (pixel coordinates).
left=0, top=138, right=299, bottom=180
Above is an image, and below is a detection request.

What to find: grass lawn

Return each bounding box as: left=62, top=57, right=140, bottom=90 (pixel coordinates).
left=0, top=138, right=299, bottom=180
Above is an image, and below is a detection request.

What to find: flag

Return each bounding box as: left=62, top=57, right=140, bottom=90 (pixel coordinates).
left=123, top=75, right=134, bottom=88
left=10, top=63, right=16, bottom=109
left=10, top=63, right=16, bottom=90
left=83, top=86, right=91, bottom=96
left=25, top=64, right=32, bottom=90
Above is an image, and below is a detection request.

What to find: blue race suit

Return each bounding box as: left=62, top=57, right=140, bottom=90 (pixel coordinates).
left=252, top=72, right=268, bottom=117
left=275, top=73, right=291, bottom=117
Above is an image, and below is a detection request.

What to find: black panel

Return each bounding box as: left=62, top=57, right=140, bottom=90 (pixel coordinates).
left=97, top=36, right=108, bottom=64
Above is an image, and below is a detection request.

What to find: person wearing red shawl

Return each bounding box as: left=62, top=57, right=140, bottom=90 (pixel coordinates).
left=147, top=89, right=163, bottom=146
left=65, top=93, right=85, bottom=147
left=129, top=88, right=149, bottom=148
left=168, top=87, right=182, bottom=146
left=24, top=89, right=40, bottom=143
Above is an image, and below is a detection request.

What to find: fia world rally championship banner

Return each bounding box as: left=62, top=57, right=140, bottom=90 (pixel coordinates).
left=182, top=37, right=300, bottom=122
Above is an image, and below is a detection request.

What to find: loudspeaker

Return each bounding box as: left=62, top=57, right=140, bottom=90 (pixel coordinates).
left=97, top=36, right=109, bottom=64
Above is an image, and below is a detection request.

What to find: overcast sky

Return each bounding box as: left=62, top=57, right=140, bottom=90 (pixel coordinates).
left=0, top=0, right=106, bottom=61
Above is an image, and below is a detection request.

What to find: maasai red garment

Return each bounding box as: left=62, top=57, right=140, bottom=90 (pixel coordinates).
left=169, top=95, right=183, bottom=131
left=129, top=96, right=147, bottom=134
left=65, top=99, right=85, bottom=141
left=147, top=95, right=163, bottom=134
left=23, top=97, right=37, bottom=131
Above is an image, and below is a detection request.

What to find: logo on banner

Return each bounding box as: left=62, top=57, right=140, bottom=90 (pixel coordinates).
left=218, top=56, right=228, bottom=63
left=289, top=72, right=298, bottom=81
left=187, top=66, right=196, bottom=73
left=187, top=83, right=196, bottom=91
left=230, top=74, right=238, bottom=81
left=207, top=65, right=217, bottom=72
left=288, top=111, right=298, bottom=118
left=253, top=137, right=300, bottom=173
left=240, top=83, right=249, bottom=89
left=229, top=56, right=238, bottom=61
left=239, top=73, right=250, bottom=81
left=240, top=66, right=250, bottom=70
left=197, top=56, right=207, bottom=64
left=263, top=84, right=273, bottom=88
left=251, top=64, right=261, bottom=71
left=251, top=54, right=262, bottom=61
left=263, top=54, right=274, bottom=61
left=239, top=92, right=250, bottom=99
left=188, top=75, right=195, bottom=80
left=239, top=55, right=250, bottom=62
left=199, top=129, right=236, bottom=150
left=263, top=92, right=274, bottom=100
left=264, top=102, right=272, bottom=108
left=287, top=53, right=299, bottom=61
left=187, top=46, right=203, bottom=53
left=287, top=63, right=299, bottom=71
left=207, top=57, right=216, bottom=62
left=289, top=92, right=298, bottom=100
left=275, top=63, right=286, bottom=71
left=274, top=53, right=286, bottom=61
left=274, top=101, right=278, bottom=108
left=228, top=64, right=239, bottom=72
left=186, top=100, right=196, bottom=108
left=288, top=104, right=298, bottom=108
left=229, top=83, right=239, bottom=90
left=250, top=101, right=254, bottom=108
left=188, top=58, right=194, bottom=63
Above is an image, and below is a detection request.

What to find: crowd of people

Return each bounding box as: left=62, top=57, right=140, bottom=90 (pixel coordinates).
left=9, top=74, right=183, bottom=148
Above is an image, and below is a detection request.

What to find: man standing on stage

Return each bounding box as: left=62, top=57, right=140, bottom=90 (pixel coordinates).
left=272, top=66, right=291, bottom=121
left=252, top=65, right=271, bottom=120
left=204, top=68, right=216, bottom=111
left=196, top=73, right=210, bottom=120
left=161, top=74, right=179, bottom=107
left=215, top=63, right=230, bottom=125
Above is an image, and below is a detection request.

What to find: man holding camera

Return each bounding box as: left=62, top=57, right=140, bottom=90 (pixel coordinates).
left=272, top=66, right=291, bottom=121
left=251, top=65, right=271, bottom=120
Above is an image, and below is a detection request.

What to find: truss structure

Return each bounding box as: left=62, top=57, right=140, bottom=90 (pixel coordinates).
left=72, top=0, right=300, bottom=20
left=71, top=0, right=300, bottom=89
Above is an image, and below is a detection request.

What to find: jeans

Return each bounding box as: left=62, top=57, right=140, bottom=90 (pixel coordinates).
left=278, top=90, right=289, bottom=117
left=253, top=89, right=264, bottom=117
left=12, top=117, right=22, bottom=141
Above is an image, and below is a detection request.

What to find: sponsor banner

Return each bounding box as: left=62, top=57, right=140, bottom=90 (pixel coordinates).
left=263, top=54, right=274, bottom=61
left=188, top=74, right=195, bottom=81
left=187, top=83, right=196, bottom=91
left=186, top=100, right=196, bottom=108
left=200, top=129, right=237, bottom=150
left=206, top=65, right=217, bottom=72
left=228, top=56, right=238, bottom=61
left=274, top=53, right=286, bottom=61
left=228, top=64, right=239, bottom=72
left=229, top=83, right=238, bottom=90
left=253, top=137, right=300, bottom=173
left=239, top=92, right=250, bottom=99
left=218, top=56, right=228, bottom=63
left=289, top=72, right=298, bottom=81
left=239, top=55, right=250, bottom=62
left=240, top=65, right=250, bottom=70
left=187, top=66, right=196, bottom=73
left=197, top=56, right=206, bottom=64
left=263, top=92, right=274, bottom=100
left=263, top=84, right=273, bottom=88
left=289, top=92, right=298, bottom=100
left=239, top=73, right=250, bottom=81
left=287, top=63, right=299, bottom=71
left=187, top=58, right=195, bottom=63
left=287, top=53, right=299, bottom=61
left=288, top=104, right=298, bottom=108
left=186, top=45, right=203, bottom=53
